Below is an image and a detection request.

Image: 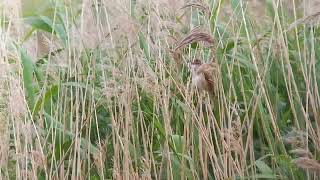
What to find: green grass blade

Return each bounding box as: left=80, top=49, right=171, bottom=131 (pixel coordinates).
left=19, top=47, right=36, bottom=110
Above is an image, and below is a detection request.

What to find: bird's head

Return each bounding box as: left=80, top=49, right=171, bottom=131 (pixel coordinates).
left=190, top=59, right=202, bottom=73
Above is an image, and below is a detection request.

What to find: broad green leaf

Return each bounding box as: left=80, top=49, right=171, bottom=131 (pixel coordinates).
left=19, top=47, right=36, bottom=110
left=255, top=160, right=274, bottom=175
left=24, top=16, right=53, bottom=33
left=39, top=15, right=67, bottom=44
left=24, top=16, right=67, bottom=44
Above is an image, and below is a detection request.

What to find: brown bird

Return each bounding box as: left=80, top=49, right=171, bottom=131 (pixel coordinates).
left=190, top=59, right=219, bottom=96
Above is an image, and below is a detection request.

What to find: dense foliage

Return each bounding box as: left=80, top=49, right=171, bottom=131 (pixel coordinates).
left=0, top=0, right=320, bottom=179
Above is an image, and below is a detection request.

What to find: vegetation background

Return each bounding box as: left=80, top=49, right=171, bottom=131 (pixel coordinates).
left=0, top=0, right=320, bottom=179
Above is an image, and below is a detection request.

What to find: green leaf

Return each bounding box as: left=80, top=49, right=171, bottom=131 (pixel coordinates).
left=171, top=135, right=184, bottom=154
left=139, top=32, right=151, bottom=62
left=44, top=112, right=99, bottom=154
left=171, top=155, right=193, bottom=180
left=34, top=84, right=59, bottom=115
left=231, top=0, right=241, bottom=12
left=255, top=160, right=275, bottom=176
left=266, top=0, right=275, bottom=19
left=153, top=118, right=166, bottom=139
left=24, top=16, right=67, bottom=44
left=209, top=0, right=226, bottom=32
left=231, top=53, right=257, bottom=71
left=130, top=0, right=136, bottom=17
left=24, top=16, right=53, bottom=32
left=19, top=47, right=36, bottom=110
left=236, top=174, right=278, bottom=179
left=190, top=42, right=199, bottom=49
left=39, top=15, right=67, bottom=44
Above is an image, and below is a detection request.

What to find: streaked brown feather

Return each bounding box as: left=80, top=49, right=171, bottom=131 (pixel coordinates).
left=196, top=62, right=219, bottom=94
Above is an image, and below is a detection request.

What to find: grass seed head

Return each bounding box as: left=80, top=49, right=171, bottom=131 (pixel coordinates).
left=174, top=30, right=214, bottom=51
left=294, top=157, right=320, bottom=172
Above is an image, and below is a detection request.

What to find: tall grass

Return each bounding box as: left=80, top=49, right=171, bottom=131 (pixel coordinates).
left=0, top=0, right=320, bottom=179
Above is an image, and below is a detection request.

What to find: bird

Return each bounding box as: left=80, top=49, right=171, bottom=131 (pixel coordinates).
left=190, top=59, right=219, bottom=96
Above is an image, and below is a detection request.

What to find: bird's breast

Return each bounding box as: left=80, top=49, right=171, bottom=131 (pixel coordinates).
left=192, top=73, right=209, bottom=91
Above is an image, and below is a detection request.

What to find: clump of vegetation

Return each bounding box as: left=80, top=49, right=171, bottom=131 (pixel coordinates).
left=0, top=0, right=320, bottom=179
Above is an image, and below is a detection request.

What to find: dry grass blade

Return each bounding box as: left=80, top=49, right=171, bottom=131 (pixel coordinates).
left=286, top=11, right=320, bottom=31
left=294, top=157, right=320, bottom=172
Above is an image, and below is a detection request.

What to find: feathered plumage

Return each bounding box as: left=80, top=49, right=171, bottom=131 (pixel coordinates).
left=190, top=59, right=219, bottom=96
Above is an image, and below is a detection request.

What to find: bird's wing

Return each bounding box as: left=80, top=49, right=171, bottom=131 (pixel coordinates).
left=197, top=62, right=218, bottom=92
